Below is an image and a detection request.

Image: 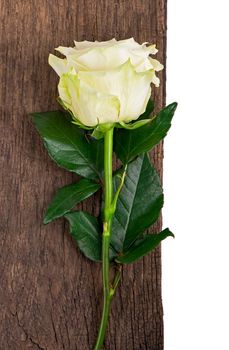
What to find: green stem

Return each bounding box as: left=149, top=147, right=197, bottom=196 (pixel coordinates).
left=94, top=127, right=116, bottom=350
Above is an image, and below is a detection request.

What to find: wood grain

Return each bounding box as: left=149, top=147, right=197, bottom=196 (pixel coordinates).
left=0, top=0, right=167, bottom=349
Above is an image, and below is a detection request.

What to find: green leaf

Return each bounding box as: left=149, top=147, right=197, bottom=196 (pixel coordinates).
left=65, top=211, right=101, bottom=262
left=111, top=153, right=164, bottom=253
left=116, top=229, right=174, bottom=264
left=65, top=211, right=116, bottom=262
left=114, top=102, right=177, bottom=164
left=43, top=179, right=100, bottom=224
left=138, top=98, right=155, bottom=120
left=32, top=111, right=103, bottom=179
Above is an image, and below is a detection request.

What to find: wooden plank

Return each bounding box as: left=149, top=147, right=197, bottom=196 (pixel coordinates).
left=0, top=0, right=166, bottom=348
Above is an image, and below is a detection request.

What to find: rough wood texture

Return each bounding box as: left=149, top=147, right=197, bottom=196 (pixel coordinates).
left=0, top=1, right=167, bottom=349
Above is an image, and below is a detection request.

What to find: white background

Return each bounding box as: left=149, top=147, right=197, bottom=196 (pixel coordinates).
left=163, top=1, right=229, bottom=349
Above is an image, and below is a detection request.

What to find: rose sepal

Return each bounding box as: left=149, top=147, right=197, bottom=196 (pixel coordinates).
left=116, top=117, right=156, bottom=130
left=91, top=117, right=156, bottom=140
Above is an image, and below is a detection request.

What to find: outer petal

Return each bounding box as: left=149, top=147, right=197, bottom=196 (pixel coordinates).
left=146, top=44, right=158, bottom=55
left=129, top=44, right=159, bottom=72
left=133, top=56, right=155, bottom=72
left=48, top=54, right=69, bottom=76
left=55, top=46, right=78, bottom=56
left=53, top=38, right=163, bottom=73
left=59, top=72, right=120, bottom=126
left=152, top=74, right=160, bottom=87
left=149, top=58, right=164, bottom=71
left=58, top=76, right=72, bottom=106
left=74, top=38, right=117, bottom=50
left=114, top=37, right=139, bottom=49
left=78, top=60, right=153, bottom=122
left=67, top=46, right=130, bottom=71
left=72, top=38, right=140, bottom=51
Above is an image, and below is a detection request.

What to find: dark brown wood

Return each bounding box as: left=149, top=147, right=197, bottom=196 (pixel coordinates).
left=0, top=1, right=167, bottom=349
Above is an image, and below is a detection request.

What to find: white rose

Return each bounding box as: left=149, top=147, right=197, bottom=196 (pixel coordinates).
left=49, top=38, right=163, bottom=127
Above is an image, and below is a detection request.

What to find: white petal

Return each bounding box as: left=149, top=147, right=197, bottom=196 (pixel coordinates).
left=116, top=37, right=139, bottom=49
left=55, top=46, right=78, bottom=56
left=152, top=72, right=160, bottom=87
left=149, top=58, right=164, bottom=71
left=58, top=78, right=72, bottom=106
left=59, top=73, right=120, bottom=126
left=53, top=39, right=162, bottom=73
left=69, top=46, right=129, bottom=71
left=48, top=54, right=68, bottom=76
left=74, top=38, right=117, bottom=50
left=146, top=44, right=158, bottom=55
left=78, top=60, right=153, bottom=122
left=134, top=57, right=155, bottom=72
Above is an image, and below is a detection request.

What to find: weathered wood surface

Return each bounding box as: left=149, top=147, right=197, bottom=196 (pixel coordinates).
left=0, top=0, right=167, bottom=349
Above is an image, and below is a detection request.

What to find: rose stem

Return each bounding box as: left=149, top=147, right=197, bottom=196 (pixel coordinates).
left=94, top=126, right=120, bottom=350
